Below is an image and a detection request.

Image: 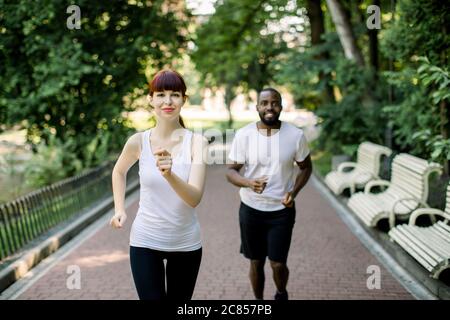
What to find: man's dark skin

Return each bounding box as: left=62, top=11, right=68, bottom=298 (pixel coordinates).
left=226, top=89, right=313, bottom=299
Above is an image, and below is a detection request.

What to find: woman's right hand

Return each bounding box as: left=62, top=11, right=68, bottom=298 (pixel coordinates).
left=110, top=212, right=127, bottom=229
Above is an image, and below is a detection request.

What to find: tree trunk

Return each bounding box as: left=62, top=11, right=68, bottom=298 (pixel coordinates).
left=368, top=0, right=380, bottom=73
left=307, top=0, right=335, bottom=103
left=225, top=84, right=234, bottom=129
left=441, top=24, right=449, bottom=175
left=325, top=0, right=365, bottom=66
left=440, top=99, right=449, bottom=175
left=385, top=0, right=396, bottom=149
left=308, top=0, right=326, bottom=46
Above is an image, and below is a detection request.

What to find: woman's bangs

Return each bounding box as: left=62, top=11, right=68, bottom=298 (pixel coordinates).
left=150, top=72, right=186, bottom=94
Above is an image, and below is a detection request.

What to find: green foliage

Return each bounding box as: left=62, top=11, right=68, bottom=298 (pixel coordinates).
left=412, top=130, right=450, bottom=164
left=417, top=57, right=450, bottom=105
left=316, top=99, right=385, bottom=157
left=376, top=0, right=450, bottom=168
left=2, top=0, right=447, bottom=184
left=24, top=134, right=82, bottom=187
left=276, top=13, right=388, bottom=157
left=382, top=56, right=448, bottom=161
left=192, top=0, right=294, bottom=94
left=0, top=0, right=189, bottom=175
left=381, top=0, right=449, bottom=66
left=275, top=32, right=338, bottom=110
left=22, top=124, right=127, bottom=188
left=382, top=67, right=439, bottom=156
left=309, top=139, right=332, bottom=178
left=0, top=152, right=27, bottom=200
left=379, top=0, right=449, bottom=150
left=311, top=54, right=387, bottom=156
left=407, top=57, right=450, bottom=164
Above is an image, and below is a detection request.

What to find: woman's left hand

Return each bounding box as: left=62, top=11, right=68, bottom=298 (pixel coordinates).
left=154, top=148, right=173, bottom=178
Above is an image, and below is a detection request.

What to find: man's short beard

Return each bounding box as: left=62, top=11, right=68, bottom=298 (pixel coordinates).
left=259, top=114, right=280, bottom=126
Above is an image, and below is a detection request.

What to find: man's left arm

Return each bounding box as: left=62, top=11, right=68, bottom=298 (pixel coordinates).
left=282, top=154, right=313, bottom=207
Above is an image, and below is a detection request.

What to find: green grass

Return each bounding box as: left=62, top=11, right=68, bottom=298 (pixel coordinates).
left=310, top=142, right=333, bottom=178
left=0, top=175, right=36, bottom=204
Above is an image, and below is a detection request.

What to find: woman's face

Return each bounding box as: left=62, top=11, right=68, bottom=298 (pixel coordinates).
left=148, top=90, right=185, bottom=121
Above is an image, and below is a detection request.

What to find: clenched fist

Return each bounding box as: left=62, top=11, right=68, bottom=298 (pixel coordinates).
left=110, top=212, right=127, bottom=229
left=281, top=192, right=294, bottom=208
left=154, top=148, right=172, bottom=178
left=246, top=176, right=268, bottom=194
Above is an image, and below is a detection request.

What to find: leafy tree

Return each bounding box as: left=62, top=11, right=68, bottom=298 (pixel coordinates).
left=381, top=0, right=450, bottom=171
left=0, top=0, right=189, bottom=174
left=192, top=0, right=296, bottom=126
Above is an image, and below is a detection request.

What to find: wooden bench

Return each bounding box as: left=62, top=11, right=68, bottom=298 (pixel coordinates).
left=324, top=142, right=392, bottom=195
left=388, top=184, right=450, bottom=279
left=347, top=153, right=442, bottom=229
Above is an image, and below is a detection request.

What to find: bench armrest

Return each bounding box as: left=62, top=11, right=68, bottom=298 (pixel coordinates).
left=348, top=171, right=375, bottom=195
left=364, top=180, right=390, bottom=194
left=408, top=208, right=450, bottom=226
left=351, top=171, right=374, bottom=182
left=388, top=197, right=429, bottom=229
left=337, top=162, right=357, bottom=173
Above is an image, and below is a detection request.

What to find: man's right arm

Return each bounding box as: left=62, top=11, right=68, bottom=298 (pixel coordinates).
left=226, top=163, right=267, bottom=193
left=226, top=130, right=268, bottom=193
left=226, top=130, right=250, bottom=188
left=226, top=163, right=250, bottom=188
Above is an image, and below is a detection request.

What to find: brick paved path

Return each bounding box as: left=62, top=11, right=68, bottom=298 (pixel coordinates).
left=16, top=165, right=413, bottom=300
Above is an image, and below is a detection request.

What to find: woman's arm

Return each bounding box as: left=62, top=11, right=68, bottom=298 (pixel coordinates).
left=110, top=133, right=141, bottom=228
left=157, top=133, right=208, bottom=208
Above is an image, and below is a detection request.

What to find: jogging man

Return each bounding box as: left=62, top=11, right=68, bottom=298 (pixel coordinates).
left=226, top=88, right=312, bottom=300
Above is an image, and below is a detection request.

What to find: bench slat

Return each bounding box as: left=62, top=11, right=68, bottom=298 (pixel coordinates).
left=325, top=142, right=392, bottom=195
left=396, top=226, right=443, bottom=262
left=390, top=229, right=436, bottom=271
left=388, top=184, right=450, bottom=278
left=415, top=227, right=450, bottom=257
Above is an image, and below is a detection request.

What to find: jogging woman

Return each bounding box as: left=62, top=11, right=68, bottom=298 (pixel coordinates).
left=110, top=70, right=208, bottom=300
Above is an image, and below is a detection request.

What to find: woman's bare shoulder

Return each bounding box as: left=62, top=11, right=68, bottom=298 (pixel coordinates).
left=128, top=131, right=143, bottom=143
left=124, top=132, right=144, bottom=157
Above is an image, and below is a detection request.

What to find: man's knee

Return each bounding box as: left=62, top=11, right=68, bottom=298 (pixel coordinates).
left=250, top=259, right=265, bottom=272
left=269, top=260, right=287, bottom=273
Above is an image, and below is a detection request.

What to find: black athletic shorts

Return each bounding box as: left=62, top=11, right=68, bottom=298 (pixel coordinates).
left=239, top=201, right=296, bottom=263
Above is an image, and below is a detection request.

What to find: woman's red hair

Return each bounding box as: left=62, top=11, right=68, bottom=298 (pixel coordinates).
left=149, top=70, right=187, bottom=97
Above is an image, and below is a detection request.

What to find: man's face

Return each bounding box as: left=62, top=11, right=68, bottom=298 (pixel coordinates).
left=257, top=91, right=282, bottom=126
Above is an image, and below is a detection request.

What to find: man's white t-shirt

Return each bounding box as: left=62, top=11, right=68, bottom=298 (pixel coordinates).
left=228, top=121, right=310, bottom=212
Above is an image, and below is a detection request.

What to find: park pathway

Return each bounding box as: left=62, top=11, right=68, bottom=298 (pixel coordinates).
left=15, top=165, right=413, bottom=300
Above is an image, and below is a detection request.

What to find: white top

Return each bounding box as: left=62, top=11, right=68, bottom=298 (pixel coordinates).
left=129, top=129, right=202, bottom=251
left=228, top=121, right=310, bottom=211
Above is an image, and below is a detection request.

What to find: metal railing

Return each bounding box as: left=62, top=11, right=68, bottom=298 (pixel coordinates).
left=0, top=161, right=138, bottom=261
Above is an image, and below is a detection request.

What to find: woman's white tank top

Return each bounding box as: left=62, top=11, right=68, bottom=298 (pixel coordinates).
left=129, top=128, right=202, bottom=251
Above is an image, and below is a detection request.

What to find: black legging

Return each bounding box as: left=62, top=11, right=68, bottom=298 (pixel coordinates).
left=129, top=246, right=202, bottom=300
